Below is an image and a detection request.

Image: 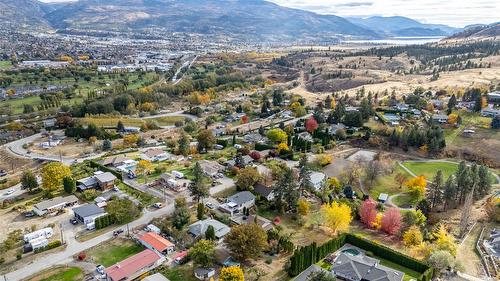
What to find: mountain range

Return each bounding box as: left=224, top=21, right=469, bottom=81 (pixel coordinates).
left=0, top=0, right=477, bottom=42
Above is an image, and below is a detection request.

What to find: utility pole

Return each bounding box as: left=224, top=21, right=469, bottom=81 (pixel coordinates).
left=60, top=222, right=64, bottom=244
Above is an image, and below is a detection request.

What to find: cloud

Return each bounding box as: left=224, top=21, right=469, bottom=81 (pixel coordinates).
left=336, top=2, right=373, bottom=7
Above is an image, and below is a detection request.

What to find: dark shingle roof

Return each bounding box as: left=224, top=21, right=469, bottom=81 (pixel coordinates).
left=72, top=204, right=105, bottom=218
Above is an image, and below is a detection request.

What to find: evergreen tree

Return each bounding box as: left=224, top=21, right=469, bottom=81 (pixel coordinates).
left=430, top=170, right=443, bottom=210
left=205, top=225, right=216, bottom=241
left=197, top=203, right=205, bottom=220
left=447, top=94, right=457, bottom=114
left=325, top=95, right=332, bottom=109
left=473, top=94, right=483, bottom=112
left=102, top=139, right=112, bottom=151
left=477, top=165, right=491, bottom=197
left=443, top=175, right=458, bottom=211
left=298, top=155, right=313, bottom=194
left=178, top=133, right=190, bottom=156
left=331, top=102, right=345, bottom=124
left=273, top=167, right=299, bottom=213
left=117, top=121, right=125, bottom=132
left=188, top=163, right=209, bottom=202
left=492, top=116, right=500, bottom=129
left=63, top=176, right=76, bottom=194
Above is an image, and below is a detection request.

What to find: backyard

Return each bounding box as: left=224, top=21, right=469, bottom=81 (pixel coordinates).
left=27, top=266, right=83, bottom=281
left=87, top=238, right=144, bottom=267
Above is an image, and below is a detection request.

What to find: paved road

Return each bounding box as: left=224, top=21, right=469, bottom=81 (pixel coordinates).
left=6, top=205, right=175, bottom=281
left=141, top=110, right=199, bottom=121
left=172, top=56, right=198, bottom=85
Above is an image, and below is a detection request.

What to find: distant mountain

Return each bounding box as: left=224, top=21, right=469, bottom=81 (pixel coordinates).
left=40, top=0, right=378, bottom=41
left=347, top=16, right=459, bottom=37
left=0, top=0, right=51, bottom=31
left=448, top=23, right=500, bottom=39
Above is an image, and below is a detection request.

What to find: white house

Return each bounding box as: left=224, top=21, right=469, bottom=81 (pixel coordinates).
left=140, top=149, right=172, bottom=162
left=253, top=183, right=275, bottom=201
left=218, top=191, right=255, bottom=216
left=72, top=204, right=107, bottom=230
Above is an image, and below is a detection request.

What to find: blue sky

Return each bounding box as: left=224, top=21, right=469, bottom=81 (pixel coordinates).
left=40, top=0, right=499, bottom=27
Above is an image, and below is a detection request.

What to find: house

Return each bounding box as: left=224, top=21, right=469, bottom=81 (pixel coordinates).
left=116, top=159, right=138, bottom=173
left=431, top=114, right=448, bottom=124
left=105, top=249, right=164, bottom=281
left=140, top=149, right=172, bottom=162
left=193, top=268, right=215, bottom=280
left=395, top=103, right=409, bottom=111
left=378, top=193, right=389, bottom=203
left=72, top=204, right=107, bottom=229
left=430, top=99, right=444, bottom=109
left=139, top=232, right=175, bottom=255
left=77, top=171, right=117, bottom=191
left=188, top=219, right=231, bottom=241
left=243, top=133, right=269, bottom=144
left=294, top=264, right=331, bottom=281
left=142, top=273, right=171, bottom=281
left=227, top=155, right=253, bottom=168
left=297, top=132, right=313, bottom=142
left=481, top=107, right=500, bottom=118
left=198, top=160, right=224, bottom=178
left=157, top=174, right=181, bottom=191
left=331, top=252, right=404, bottom=281
left=253, top=183, right=275, bottom=201
left=231, top=214, right=273, bottom=231
left=310, top=172, right=327, bottom=191
left=32, top=195, right=78, bottom=216
left=329, top=123, right=346, bottom=135
left=219, top=191, right=255, bottom=216
left=43, top=118, right=56, bottom=128
left=100, top=156, right=131, bottom=168
left=488, top=91, right=500, bottom=105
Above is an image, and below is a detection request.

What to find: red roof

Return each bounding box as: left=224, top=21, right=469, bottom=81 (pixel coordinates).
left=105, top=249, right=161, bottom=281
left=140, top=232, right=174, bottom=252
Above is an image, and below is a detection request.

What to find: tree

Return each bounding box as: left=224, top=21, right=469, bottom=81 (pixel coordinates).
left=343, top=111, right=363, bottom=127
left=116, top=121, right=125, bottom=132
left=107, top=198, right=140, bottom=223
left=172, top=197, right=190, bottom=230
left=298, top=155, right=313, bottom=194
left=429, top=170, right=443, bottom=210
left=443, top=175, right=458, bottom=211
left=235, top=167, right=263, bottom=191
left=447, top=113, right=459, bottom=125
left=403, top=209, right=426, bottom=227
left=433, top=224, right=457, bottom=256
left=381, top=208, right=402, bottom=235
left=189, top=163, right=209, bottom=202
left=404, top=176, right=427, bottom=199
left=403, top=226, right=423, bottom=247
left=136, top=160, right=153, bottom=178
left=219, top=266, right=244, bottom=281
left=225, top=224, right=268, bottom=262
left=297, top=198, right=310, bottom=216
left=102, top=139, right=112, bottom=151
left=190, top=239, right=215, bottom=267
left=477, top=165, right=491, bottom=197
left=273, top=167, right=299, bottom=213
left=197, top=203, right=205, bottom=220
left=178, top=133, right=190, bottom=156
left=21, top=171, right=38, bottom=191
left=62, top=176, right=76, bottom=194
left=447, top=94, right=457, bottom=114
left=359, top=199, right=378, bottom=228
left=41, top=162, right=71, bottom=192
left=266, top=128, right=287, bottom=144
left=485, top=197, right=500, bottom=222
left=321, top=201, right=352, bottom=234
left=123, top=134, right=139, bottom=147
left=427, top=250, right=455, bottom=272
left=305, top=117, right=319, bottom=133
left=197, top=129, right=216, bottom=153
left=365, top=160, right=383, bottom=189
left=205, top=225, right=216, bottom=241
left=394, top=173, right=407, bottom=189
left=307, top=271, right=337, bottom=281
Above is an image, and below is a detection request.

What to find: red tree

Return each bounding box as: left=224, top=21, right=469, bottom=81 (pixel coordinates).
left=359, top=199, right=377, bottom=228
left=381, top=208, right=402, bottom=235
left=305, top=117, right=319, bottom=133
left=249, top=151, right=261, bottom=160
left=241, top=115, right=249, bottom=124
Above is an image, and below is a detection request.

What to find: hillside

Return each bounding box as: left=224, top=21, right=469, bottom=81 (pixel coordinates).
left=42, top=0, right=378, bottom=41
left=448, top=23, right=500, bottom=39
left=0, top=0, right=51, bottom=31
left=347, top=16, right=459, bottom=37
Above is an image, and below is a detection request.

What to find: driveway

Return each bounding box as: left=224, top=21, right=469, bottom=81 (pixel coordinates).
left=5, top=205, right=175, bottom=281
left=209, top=176, right=235, bottom=196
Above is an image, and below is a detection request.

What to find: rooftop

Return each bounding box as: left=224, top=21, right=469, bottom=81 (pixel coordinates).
left=72, top=204, right=105, bottom=218
left=228, top=191, right=255, bottom=205
left=189, top=219, right=230, bottom=239
left=140, top=232, right=174, bottom=252
left=34, top=195, right=78, bottom=211
left=105, top=249, right=162, bottom=281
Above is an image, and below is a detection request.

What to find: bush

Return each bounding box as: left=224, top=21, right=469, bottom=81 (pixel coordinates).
left=34, top=240, right=62, bottom=254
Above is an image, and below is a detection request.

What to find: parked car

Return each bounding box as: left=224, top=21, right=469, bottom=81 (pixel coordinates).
left=3, top=189, right=14, bottom=196
left=113, top=229, right=124, bottom=236
left=70, top=218, right=78, bottom=225
left=113, top=186, right=120, bottom=192
left=96, top=265, right=105, bottom=275
left=24, top=211, right=35, bottom=218
left=0, top=170, right=7, bottom=177
left=205, top=202, right=215, bottom=209
left=153, top=203, right=163, bottom=209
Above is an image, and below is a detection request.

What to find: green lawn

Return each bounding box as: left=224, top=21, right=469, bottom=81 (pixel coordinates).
left=159, top=265, right=198, bottom=281
left=88, top=239, right=144, bottom=267
left=391, top=192, right=418, bottom=208
left=369, top=165, right=412, bottom=199
left=34, top=267, right=83, bottom=281
left=118, top=182, right=157, bottom=206
left=149, top=116, right=188, bottom=126
left=0, top=60, right=12, bottom=69
left=402, top=161, right=498, bottom=184
left=4, top=95, right=85, bottom=115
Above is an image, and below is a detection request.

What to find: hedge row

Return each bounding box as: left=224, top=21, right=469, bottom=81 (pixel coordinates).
left=95, top=214, right=115, bottom=230
left=288, top=233, right=434, bottom=281
left=34, top=240, right=62, bottom=254
left=89, top=161, right=123, bottom=180
left=254, top=143, right=273, bottom=151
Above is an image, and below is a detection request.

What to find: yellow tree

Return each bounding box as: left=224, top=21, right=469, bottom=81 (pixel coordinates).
left=123, top=134, right=139, bottom=147
left=297, top=198, right=310, bottom=217
left=219, top=266, right=244, bottom=281
left=411, top=242, right=433, bottom=260
left=136, top=160, right=153, bottom=178
left=403, top=226, right=423, bottom=247
left=276, top=142, right=289, bottom=153
left=404, top=175, right=427, bottom=199
left=41, top=162, right=71, bottom=192
left=447, top=113, right=459, bottom=125
left=432, top=224, right=457, bottom=256
left=321, top=201, right=352, bottom=235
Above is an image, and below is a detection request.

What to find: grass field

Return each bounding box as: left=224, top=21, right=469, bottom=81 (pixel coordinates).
left=402, top=160, right=498, bottom=183
left=29, top=267, right=83, bottom=281
left=80, top=115, right=187, bottom=128
left=4, top=95, right=85, bottom=115
left=88, top=238, right=144, bottom=267
left=368, top=165, right=412, bottom=199
left=0, top=60, right=12, bottom=69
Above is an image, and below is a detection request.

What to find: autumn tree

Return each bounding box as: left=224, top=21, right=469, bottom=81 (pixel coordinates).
left=485, top=197, right=500, bottom=222
left=123, top=134, right=139, bottom=147
left=235, top=167, right=262, bottom=191
left=447, top=113, right=459, bottom=125
left=136, top=160, right=153, bottom=178
left=381, top=208, right=402, bottom=235
left=305, top=117, right=319, bottom=133
left=359, top=199, right=377, bottom=228
left=394, top=173, right=407, bottom=189
left=219, top=266, right=244, bottom=281
left=266, top=128, right=287, bottom=144
left=41, top=162, right=71, bottom=193
left=403, top=226, right=423, bottom=247
left=297, top=198, right=310, bottom=217
left=404, top=175, right=427, bottom=200
left=225, top=224, right=268, bottom=262
left=432, top=225, right=457, bottom=256
left=190, top=239, right=215, bottom=267
left=21, top=170, right=38, bottom=191
left=321, top=201, right=352, bottom=235
left=197, top=129, right=216, bottom=153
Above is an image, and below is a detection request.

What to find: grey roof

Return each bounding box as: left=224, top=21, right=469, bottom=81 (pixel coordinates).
left=72, top=204, right=105, bottom=218
left=100, top=156, right=129, bottom=166
left=34, top=195, right=78, bottom=211
left=95, top=172, right=117, bottom=183
left=253, top=183, right=274, bottom=197
left=432, top=114, right=448, bottom=120
left=227, top=155, right=253, bottom=167
left=194, top=268, right=215, bottom=276
left=188, top=219, right=230, bottom=239
left=294, top=264, right=330, bottom=281
left=142, top=273, right=170, bottom=281
left=228, top=191, right=255, bottom=205
left=198, top=160, right=224, bottom=175
left=332, top=253, right=404, bottom=281
left=77, top=176, right=98, bottom=188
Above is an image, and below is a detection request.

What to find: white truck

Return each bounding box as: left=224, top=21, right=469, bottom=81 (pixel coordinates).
left=23, top=227, right=54, bottom=243
left=172, top=170, right=184, bottom=179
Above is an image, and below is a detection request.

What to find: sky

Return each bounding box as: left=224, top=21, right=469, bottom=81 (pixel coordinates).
left=39, top=0, right=500, bottom=27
